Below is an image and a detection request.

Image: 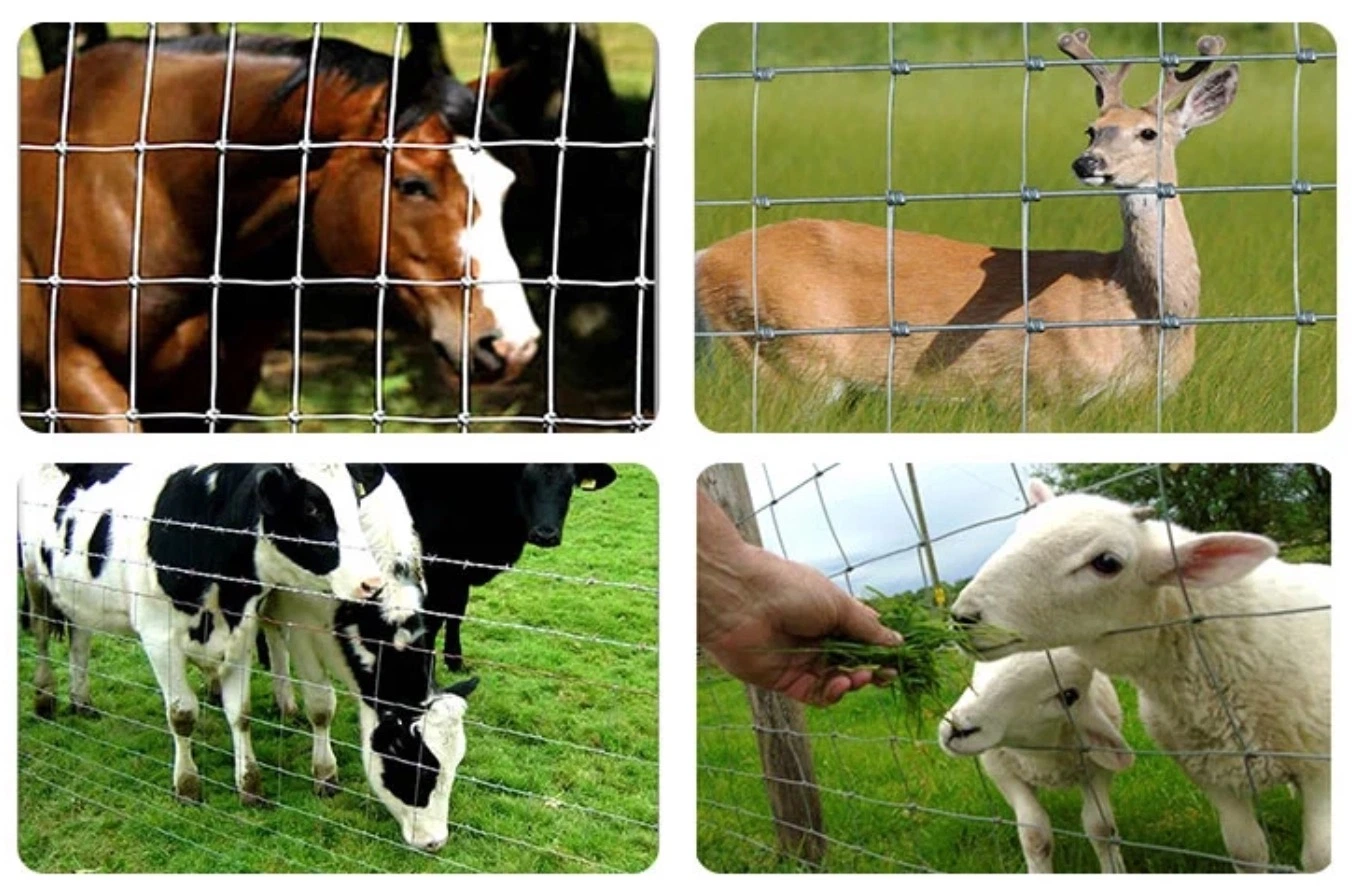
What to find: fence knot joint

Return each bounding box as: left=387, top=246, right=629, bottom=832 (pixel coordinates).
left=1155, top=182, right=1178, bottom=200
left=889, top=59, right=911, bottom=76
left=1159, top=52, right=1181, bottom=70
left=1296, top=311, right=1318, bottom=327
left=1295, top=47, right=1318, bottom=64
left=1292, top=179, right=1313, bottom=196
left=752, top=194, right=773, bottom=210
left=755, top=325, right=777, bottom=343
left=1160, top=313, right=1183, bottom=330
left=885, top=189, right=907, bottom=206
left=1025, top=318, right=1046, bottom=334
left=1025, top=55, right=1046, bottom=72
left=891, top=321, right=911, bottom=338
left=1020, top=186, right=1041, bottom=203
left=753, top=66, right=776, bottom=82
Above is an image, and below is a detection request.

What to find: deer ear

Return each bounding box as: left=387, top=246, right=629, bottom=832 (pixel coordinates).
left=1172, top=64, right=1239, bottom=134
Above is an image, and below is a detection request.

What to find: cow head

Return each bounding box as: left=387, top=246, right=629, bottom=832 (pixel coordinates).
left=518, top=463, right=617, bottom=547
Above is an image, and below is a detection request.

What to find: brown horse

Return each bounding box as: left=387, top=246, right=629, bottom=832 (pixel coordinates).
left=20, top=33, right=541, bottom=431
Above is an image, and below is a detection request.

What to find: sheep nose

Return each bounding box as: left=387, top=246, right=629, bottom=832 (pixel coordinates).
left=360, top=577, right=386, bottom=599
left=948, top=724, right=981, bottom=741
left=951, top=610, right=982, bottom=627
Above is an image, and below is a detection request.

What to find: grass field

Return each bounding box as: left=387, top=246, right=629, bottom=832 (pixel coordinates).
left=698, top=656, right=1308, bottom=873
left=17, top=464, right=658, bottom=873
left=695, top=23, right=1336, bottom=432
left=19, top=23, right=655, bottom=433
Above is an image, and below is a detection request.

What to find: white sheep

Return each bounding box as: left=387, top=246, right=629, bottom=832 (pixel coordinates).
left=940, top=649, right=1133, bottom=873
left=950, top=480, right=1330, bottom=873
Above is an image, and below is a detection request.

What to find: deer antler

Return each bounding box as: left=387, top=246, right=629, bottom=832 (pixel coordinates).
left=1058, top=29, right=1133, bottom=109
left=1144, top=35, right=1227, bottom=114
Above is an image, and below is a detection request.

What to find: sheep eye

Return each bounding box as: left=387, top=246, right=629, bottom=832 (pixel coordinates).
left=1060, top=688, right=1081, bottom=707
left=395, top=176, right=435, bottom=199
left=1140, top=128, right=1158, bottom=142
left=1089, top=553, right=1123, bottom=575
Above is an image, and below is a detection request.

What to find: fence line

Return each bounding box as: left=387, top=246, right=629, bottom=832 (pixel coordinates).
left=697, top=461, right=1328, bottom=872
left=18, top=503, right=656, bottom=870
left=22, top=22, right=656, bottom=433
left=694, top=24, right=1335, bottom=432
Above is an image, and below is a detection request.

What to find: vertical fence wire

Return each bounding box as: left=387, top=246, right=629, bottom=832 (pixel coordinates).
left=126, top=23, right=159, bottom=430
left=632, top=84, right=657, bottom=426
left=1290, top=23, right=1304, bottom=431
left=206, top=24, right=240, bottom=434
left=42, top=24, right=78, bottom=433
left=288, top=25, right=324, bottom=434
left=371, top=24, right=405, bottom=433
left=544, top=25, right=581, bottom=434
left=884, top=24, right=898, bottom=430
left=749, top=23, right=762, bottom=434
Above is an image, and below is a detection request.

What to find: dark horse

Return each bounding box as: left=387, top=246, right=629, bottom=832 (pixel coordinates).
left=20, top=34, right=541, bottom=431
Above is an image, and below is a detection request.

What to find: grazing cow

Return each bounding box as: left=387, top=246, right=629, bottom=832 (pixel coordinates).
left=385, top=463, right=617, bottom=672
left=261, top=464, right=480, bottom=850
left=18, top=463, right=384, bottom=806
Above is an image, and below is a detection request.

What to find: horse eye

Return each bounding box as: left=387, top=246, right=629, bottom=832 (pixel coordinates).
left=1060, top=688, right=1081, bottom=707
left=1090, top=553, right=1123, bottom=576
left=395, top=176, right=434, bottom=199
left=1140, top=128, right=1158, bottom=142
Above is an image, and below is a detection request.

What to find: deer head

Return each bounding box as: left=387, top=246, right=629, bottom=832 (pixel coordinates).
left=1059, top=30, right=1239, bottom=187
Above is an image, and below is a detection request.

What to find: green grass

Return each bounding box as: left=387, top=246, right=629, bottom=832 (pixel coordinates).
left=698, top=651, right=1306, bottom=873
left=18, top=465, right=657, bottom=873
left=695, top=23, right=1336, bottom=432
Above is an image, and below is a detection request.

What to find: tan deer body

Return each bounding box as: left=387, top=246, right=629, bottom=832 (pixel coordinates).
left=696, top=31, right=1237, bottom=401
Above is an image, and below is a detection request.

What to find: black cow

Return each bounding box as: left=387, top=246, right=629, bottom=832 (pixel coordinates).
left=385, top=463, right=617, bottom=672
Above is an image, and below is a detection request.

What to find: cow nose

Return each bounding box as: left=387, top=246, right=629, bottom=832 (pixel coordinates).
left=471, top=334, right=507, bottom=381
left=419, top=834, right=447, bottom=853
left=360, top=577, right=386, bottom=599
left=1072, top=154, right=1101, bottom=178
left=528, top=527, right=561, bottom=547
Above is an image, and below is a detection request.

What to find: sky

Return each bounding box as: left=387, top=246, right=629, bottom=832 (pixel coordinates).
left=747, top=463, right=1047, bottom=596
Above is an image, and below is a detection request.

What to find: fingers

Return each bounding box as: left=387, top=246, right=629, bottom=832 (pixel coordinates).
left=782, top=668, right=880, bottom=707
left=834, top=596, right=903, bottom=647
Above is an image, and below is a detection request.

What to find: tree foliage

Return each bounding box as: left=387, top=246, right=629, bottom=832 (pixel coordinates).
left=1035, top=464, right=1330, bottom=548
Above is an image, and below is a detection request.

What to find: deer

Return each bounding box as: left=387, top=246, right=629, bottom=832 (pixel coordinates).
left=695, top=30, right=1240, bottom=403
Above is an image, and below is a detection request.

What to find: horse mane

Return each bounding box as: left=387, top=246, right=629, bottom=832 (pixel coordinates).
left=135, top=33, right=518, bottom=148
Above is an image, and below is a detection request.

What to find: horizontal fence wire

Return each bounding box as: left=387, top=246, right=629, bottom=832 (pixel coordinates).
left=697, top=461, right=1327, bottom=873
left=17, top=505, right=656, bottom=871
left=21, top=22, right=656, bottom=434
left=694, top=24, right=1334, bottom=432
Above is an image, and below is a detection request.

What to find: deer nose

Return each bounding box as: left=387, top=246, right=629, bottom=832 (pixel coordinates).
left=1072, top=154, right=1102, bottom=178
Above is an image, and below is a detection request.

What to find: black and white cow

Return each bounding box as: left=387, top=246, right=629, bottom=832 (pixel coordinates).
left=18, top=463, right=384, bottom=806
left=261, top=464, right=476, bottom=851
left=384, top=463, right=617, bottom=672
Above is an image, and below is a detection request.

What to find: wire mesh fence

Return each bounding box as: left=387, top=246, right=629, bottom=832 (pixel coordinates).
left=693, top=23, right=1335, bottom=433
left=17, top=481, right=658, bottom=872
left=19, top=22, right=656, bottom=433
left=696, top=462, right=1330, bottom=872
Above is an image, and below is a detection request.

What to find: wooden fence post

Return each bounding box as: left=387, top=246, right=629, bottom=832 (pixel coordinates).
left=698, top=464, right=827, bottom=866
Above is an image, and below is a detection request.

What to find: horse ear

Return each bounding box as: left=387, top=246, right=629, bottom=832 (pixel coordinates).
left=466, top=64, right=522, bottom=103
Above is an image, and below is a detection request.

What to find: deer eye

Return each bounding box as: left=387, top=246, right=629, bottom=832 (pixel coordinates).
left=1140, top=128, right=1158, bottom=142
left=395, top=176, right=435, bottom=199
left=1089, top=553, right=1123, bottom=576
left=1084, top=127, right=1096, bottom=142
left=1060, top=688, right=1081, bottom=707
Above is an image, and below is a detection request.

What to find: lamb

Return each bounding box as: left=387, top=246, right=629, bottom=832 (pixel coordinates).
left=950, top=480, right=1330, bottom=872
left=939, top=649, right=1133, bottom=873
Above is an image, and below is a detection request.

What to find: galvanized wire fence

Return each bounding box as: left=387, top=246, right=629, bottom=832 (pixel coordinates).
left=20, top=22, right=656, bottom=433
left=17, top=500, right=658, bottom=872
left=694, top=24, right=1334, bottom=432
left=696, top=462, right=1330, bottom=872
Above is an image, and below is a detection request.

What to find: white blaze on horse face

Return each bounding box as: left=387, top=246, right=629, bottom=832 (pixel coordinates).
left=451, top=139, right=541, bottom=365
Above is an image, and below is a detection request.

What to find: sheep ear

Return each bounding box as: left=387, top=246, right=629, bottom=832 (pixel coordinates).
left=1027, top=479, right=1056, bottom=505
left=1153, top=532, right=1279, bottom=588
left=1076, top=702, right=1134, bottom=771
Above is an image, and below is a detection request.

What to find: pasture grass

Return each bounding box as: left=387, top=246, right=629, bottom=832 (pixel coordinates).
left=694, top=23, right=1336, bottom=432
left=697, top=651, right=1307, bottom=873
left=17, top=465, right=658, bottom=873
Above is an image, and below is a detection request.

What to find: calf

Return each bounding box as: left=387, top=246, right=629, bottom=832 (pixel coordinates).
left=385, top=463, right=616, bottom=672
left=19, top=463, right=384, bottom=806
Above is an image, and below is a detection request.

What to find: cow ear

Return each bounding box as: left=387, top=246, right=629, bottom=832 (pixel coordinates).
left=576, top=464, right=617, bottom=491
left=445, top=676, right=479, bottom=700
left=346, top=463, right=383, bottom=499
left=256, top=466, right=290, bottom=517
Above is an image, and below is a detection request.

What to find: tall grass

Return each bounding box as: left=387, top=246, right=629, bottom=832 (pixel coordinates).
left=18, top=465, right=658, bottom=873
left=695, top=23, right=1335, bottom=432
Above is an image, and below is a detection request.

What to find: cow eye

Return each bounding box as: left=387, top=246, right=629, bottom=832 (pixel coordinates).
left=1090, top=553, right=1123, bottom=576
left=1060, top=687, right=1081, bottom=707
left=395, top=175, right=435, bottom=199
left=303, top=499, right=321, bottom=520
left=1140, top=128, right=1158, bottom=142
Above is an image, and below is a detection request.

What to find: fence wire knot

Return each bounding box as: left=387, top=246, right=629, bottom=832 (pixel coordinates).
left=124, top=407, right=140, bottom=423
left=1025, top=55, right=1046, bottom=72
left=889, top=59, right=911, bottom=76
left=214, top=138, right=228, bottom=154
left=890, top=321, right=911, bottom=338
left=370, top=409, right=387, bottom=426
left=1295, top=311, right=1318, bottom=327
left=286, top=409, right=301, bottom=426
left=1020, top=186, right=1041, bottom=203
left=290, top=275, right=305, bottom=289
left=46, top=274, right=61, bottom=288
left=1295, top=47, right=1318, bottom=64
left=1155, top=182, right=1178, bottom=200
left=1025, top=318, right=1046, bottom=334
left=885, top=189, right=906, bottom=207
left=1291, top=179, right=1313, bottom=196
left=1159, top=51, right=1181, bottom=70
left=755, top=325, right=777, bottom=343
left=752, top=194, right=773, bottom=210
left=753, top=66, right=776, bottom=82
left=53, top=140, right=68, bottom=156
left=203, top=407, right=222, bottom=424
left=1160, top=313, right=1183, bottom=330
